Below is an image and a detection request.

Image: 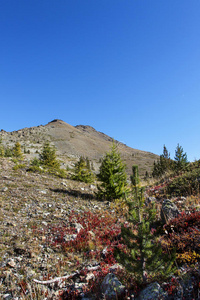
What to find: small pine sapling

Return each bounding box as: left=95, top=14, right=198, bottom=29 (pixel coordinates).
left=72, top=156, right=94, bottom=183
left=39, top=142, right=60, bottom=169
left=97, top=142, right=128, bottom=201
left=0, top=138, right=4, bottom=157
left=115, top=165, right=176, bottom=283
left=174, top=143, right=188, bottom=173
left=12, top=142, right=24, bottom=159
left=152, top=145, right=172, bottom=178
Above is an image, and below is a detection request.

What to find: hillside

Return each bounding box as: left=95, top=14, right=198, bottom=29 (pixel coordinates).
left=0, top=156, right=200, bottom=299
left=0, top=119, right=158, bottom=177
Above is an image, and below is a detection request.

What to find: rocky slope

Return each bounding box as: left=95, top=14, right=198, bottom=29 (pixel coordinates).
left=0, top=119, right=158, bottom=177
left=0, top=157, right=118, bottom=299
left=1, top=158, right=200, bottom=299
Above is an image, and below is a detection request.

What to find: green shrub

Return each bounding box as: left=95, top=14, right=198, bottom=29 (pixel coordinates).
left=72, top=156, right=94, bottom=183
left=56, top=168, right=67, bottom=178
left=30, top=157, right=41, bottom=167
left=0, top=139, right=4, bottom=157
left=167, top=169, right=200, bottom=196
left=27, top=166, right=44, bottom=173
left=13, top=163, right=26, bottom=170
left=47, top=167, right=67, bottom=178
left=4, top=147, right=13, bottom=157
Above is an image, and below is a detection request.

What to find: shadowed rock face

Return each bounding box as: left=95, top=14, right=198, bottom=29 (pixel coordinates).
left=0, top=119, right=159, bottom=176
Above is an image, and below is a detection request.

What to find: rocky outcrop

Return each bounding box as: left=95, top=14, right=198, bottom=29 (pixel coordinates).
left=161, top=199, right=179, bottom=224
left=100, top=273, right=125, bottom=299
left=137, top=282, right=167, bottom=300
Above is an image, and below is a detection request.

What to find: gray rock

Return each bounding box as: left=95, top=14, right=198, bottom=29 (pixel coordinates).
left=145, top=196, right=156, bottom=206
left=7, top=258, right=16, bottom=268
left=3, top=294, right=12, bottom=300
left=39, top=190, right=47, bottom=194
left=101, top=273, right=125, bottom=299
left=137, top=282, right=167, bottom=300
left=74, top=222, right=84, bottom=233
left=64, top=234, right=77, bottom=242
left=161, top=199, right=179, bottom=224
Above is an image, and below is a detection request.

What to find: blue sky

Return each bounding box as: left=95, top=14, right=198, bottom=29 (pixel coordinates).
left=0, top=0, right=200, bottom=161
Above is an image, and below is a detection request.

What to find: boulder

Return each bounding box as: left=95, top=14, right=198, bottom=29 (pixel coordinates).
left=137, top=282, right=167, bottom=300
left=161, top=199, right=179, bottom=224
left=101, top=273, right=125, bottom=299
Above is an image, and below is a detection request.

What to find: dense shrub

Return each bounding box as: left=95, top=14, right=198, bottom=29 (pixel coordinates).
left=167, top=169, right=200, bottom=196
left=162, top=211, right=200, bottom=265
left=47, top=211, right=121, bottom=256
left=30, top=157, right=41, bottom=167
left=27, top=165, right=44, bottom=173
left=13, top=163, right=26, bottom=170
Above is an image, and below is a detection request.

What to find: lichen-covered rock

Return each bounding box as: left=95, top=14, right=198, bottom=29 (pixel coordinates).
left=145, top=196, right=156, bottom=206
left=161, top=199, right=179, bottom=224
left=101, top=273, right=125, bottom=299
left=137, top=282, right=167, bottom=300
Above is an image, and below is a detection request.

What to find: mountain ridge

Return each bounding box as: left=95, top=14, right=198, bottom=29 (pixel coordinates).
left=0, top=119, right=158, bottom=176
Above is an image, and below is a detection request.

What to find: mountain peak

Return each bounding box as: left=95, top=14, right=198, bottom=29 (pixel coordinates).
left=0, top=120, right=159, bottom=176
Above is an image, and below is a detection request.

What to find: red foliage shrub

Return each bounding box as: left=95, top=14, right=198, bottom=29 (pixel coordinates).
left=45, top=211, right=122, bottom=262
left=162, top=211, right=200, bottom=264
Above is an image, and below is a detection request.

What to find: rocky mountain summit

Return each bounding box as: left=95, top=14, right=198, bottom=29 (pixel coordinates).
left=0, top=119, right=158, bottom=177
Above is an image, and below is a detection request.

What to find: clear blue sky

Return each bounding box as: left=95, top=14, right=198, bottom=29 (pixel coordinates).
left=0, top=0, right=200, bottom=161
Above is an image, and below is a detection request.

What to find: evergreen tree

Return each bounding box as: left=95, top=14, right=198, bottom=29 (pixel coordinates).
left=131, top=165, right=139, bottom=186
left=97, top=142, right=128, bottom=201
left=152, top=160, right=162, bottom=178
left=174, top=143, right=188, bottom=173
left=85, top=157, right=91, bottom=170
left=13, top=142, right=23, bottom=159
left=0, top=138, right=4, bottom=157
left=31, top=157, right=41, bottom=167
left=72, top=156, right=94, bottom=183
left=144, top=170, right=149, bottom=181
left=39, top=142, right=60, bottom=169
left=115, top=166, right=176, bottom=283
left=152, top=145, right=171, bottom=178
left=160, top=144, right=171, bottom=170
left=4, top=146, right=13, bottom=157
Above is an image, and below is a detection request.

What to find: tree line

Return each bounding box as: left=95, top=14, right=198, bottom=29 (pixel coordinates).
left=152, top=144, right=188, bottom=178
